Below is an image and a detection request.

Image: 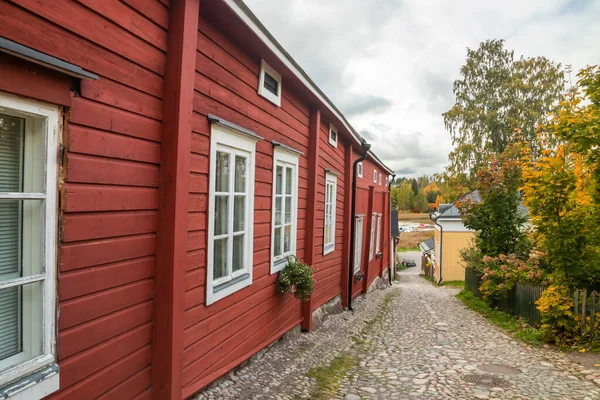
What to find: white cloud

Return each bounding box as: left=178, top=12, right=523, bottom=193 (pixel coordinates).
left=244, top=0, right=600, bottom=177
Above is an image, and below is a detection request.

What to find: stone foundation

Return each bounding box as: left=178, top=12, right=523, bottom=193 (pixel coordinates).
left=310, top=294, right=343, bottom=330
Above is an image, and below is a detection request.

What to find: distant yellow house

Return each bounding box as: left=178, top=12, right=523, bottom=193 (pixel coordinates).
left=428, top=192, right=478, bottom=283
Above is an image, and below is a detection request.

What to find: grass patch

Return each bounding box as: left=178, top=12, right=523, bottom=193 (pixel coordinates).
left=306, top=354, right=358, bottom=398
left=456, top=290, right=543, bottom=346
left=397, top=212, right=433, bottom=224
left=396, top=263, right=408, bottom=272
left=305, top=291, right=399, bottom=399
left=441, top=280, right=465, bottom=288
left=419, top=274, right=435, bottom=284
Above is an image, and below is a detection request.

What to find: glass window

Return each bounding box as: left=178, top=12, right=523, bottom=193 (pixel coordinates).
left=258, top=59, right=282, bottom=106
left=328, top=124, right=338, bottom=147
left=271, top=148, right=299, bottom=273
left=376, top=214, right=382, bottom=254
left=207, top=123, right=258, bottom=305
left=323, top=173, right=337, bottom=255
left=373, top=170, right=377, bottom=183
left=354, top=217, right=363, bottom=273
left=0, top=93, right=59, bottom=394
left=357, top=162, right=363, bottom=178
left=369, top=213, right=376, bottom=260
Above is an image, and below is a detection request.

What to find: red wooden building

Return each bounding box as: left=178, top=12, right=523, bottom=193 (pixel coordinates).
left=0, top=0, right=394, bottom=399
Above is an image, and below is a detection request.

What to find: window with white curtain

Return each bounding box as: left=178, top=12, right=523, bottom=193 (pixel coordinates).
left=369, top=212, right=376, bottom=260
left=323, top=173, right=337, bottom=255
left=0, top=92, right=59, bottom=395
left=271, top=148, right=299, bottom=273
left=207, top=123, right=258, bottom=305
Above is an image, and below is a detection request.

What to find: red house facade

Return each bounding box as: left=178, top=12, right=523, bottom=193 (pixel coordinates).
left=0, top=1, right=393, bottom=399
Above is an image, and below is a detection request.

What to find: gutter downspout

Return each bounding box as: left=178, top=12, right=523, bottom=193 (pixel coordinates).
left=431, top=213, right=443, bottom=285
left=347, top=141, right=371, bottom=311
left=387, top=174, right=396, bottom=285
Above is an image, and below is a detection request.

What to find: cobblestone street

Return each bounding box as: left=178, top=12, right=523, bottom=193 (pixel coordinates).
left=196, top=262, right=600, bottom=400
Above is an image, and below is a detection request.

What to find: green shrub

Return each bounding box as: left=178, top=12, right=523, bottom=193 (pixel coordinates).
left=277, top=257, right=314, bottom=302
left=536, top=285, right=579, bottom=346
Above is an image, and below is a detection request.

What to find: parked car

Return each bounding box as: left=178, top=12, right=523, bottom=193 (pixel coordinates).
left=401, top=259, right=417, bottom=267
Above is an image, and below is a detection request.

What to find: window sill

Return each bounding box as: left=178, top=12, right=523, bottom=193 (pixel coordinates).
left=323, top=245, right=335, bottom=256
left=0, top=363, right=59, bottom=400
left=270, top=257, right=290, bottom=275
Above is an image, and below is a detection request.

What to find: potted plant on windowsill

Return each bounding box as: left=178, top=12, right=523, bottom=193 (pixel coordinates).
left=277, top=257, right=314, bottom=302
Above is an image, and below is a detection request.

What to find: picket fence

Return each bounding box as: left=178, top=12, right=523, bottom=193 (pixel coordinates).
left=463, top=268, right=598, bottom=337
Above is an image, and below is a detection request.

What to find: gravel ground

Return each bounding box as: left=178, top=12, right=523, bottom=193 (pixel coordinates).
left=194, top=267, right=600, bottom=399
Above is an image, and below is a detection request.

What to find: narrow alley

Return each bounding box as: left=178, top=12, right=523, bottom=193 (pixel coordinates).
left=196, top=264, right=600, bottom=399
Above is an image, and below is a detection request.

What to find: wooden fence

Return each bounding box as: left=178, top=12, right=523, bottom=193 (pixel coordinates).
left=464, top=268, right=599, bottom=335
left=574, top=289, right=598, bottom=338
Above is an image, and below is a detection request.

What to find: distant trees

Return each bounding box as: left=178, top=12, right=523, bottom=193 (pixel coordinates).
left=390, top=175, right=444, bottom=213
left=443, top=39, right=565, bottom=185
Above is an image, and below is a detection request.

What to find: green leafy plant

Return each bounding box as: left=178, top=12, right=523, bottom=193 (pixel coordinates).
left=277, top=257, right=314, bottom=302
left=536, top=285, right=579, bottom=346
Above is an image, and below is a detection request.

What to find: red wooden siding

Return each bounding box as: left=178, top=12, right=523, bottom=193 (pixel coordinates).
left=0, top=0, right=169, bottom=398
left=181, top=14, right=309, bottom=396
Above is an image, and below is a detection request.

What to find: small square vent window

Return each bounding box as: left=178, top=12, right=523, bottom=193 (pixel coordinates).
left=258, top=59, right=282, bottom=106
left=329, top=124, right=338, bottom=147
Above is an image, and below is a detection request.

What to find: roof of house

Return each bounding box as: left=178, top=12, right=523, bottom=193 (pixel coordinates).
left=226, top=0, right=393, bottom=174
left=430, top=189, right=529, bottom=222
left=419, top=238, right=435, bottom=253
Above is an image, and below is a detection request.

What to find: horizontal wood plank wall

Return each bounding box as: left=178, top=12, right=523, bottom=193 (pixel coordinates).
left=442, top=232, right=475, bottom=282
left=310, top=121, right=346, bottom=311
left=182, top=15, right=308, bottom=397
left=0, top=1, right=169, bottom=398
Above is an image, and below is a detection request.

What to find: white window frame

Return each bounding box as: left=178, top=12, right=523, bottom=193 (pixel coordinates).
left=328, top=124, right=338, bottom=147
left=257, top=59, right=282, bottom=107
left=376, top=214, right=382, bottom=254
left=373, top=169, right=377, bottom=183
left=323, top=173, right=337, bottom=255
left=354, top=216, right=364, bottom=273
left=270, top=148, right=299, bottom=274
left=357, top=162, right=363, bottom=178
left=378, top=173, right=382, bottom=186
left=369, top=212, right=376, bottom=260
left=0, top=92, right=59, bottom=397
left=207, top=123, right=258, bottom=305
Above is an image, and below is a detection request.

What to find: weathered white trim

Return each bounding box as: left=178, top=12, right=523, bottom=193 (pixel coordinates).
left=0, top=92, right=59, bottom=398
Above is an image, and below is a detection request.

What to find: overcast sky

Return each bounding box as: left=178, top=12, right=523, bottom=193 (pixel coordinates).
left=244, top=0, right=600, bottom=177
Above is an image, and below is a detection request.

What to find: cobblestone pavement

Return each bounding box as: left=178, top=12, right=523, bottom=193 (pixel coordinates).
left=195, top=265, right=600, bottom=400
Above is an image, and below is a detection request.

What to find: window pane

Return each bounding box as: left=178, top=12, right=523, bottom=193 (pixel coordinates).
left=214, top=196, right=228, bottom=236
left=215, top=151, right=230, bottom=192
left=0, top=114, right=24, bottom=193
left=284, top=197, right=292, bottom=224
left=0, top=201, right=20, bottom=279
left=275, top=197, right=282, bottom=226
left=213, top=238, right=228, bottom=280
left=275, top=166, right=283, bottom=195
left=0, top=200, right=44, bottom=281
left=284, top=225, right=291, bottom=253
left=234, top=195, right=245, bottom=233
left=285, top=167, right=292, bottom=195
left=232, top=234, right=244, bottom=272
left=274, top=227, right=281, bottom=257
left=234, top=155, right=246, bottom=193
left=264, top=72, right=279, bottom=96
left=0, top=286, right=21, bottom=361
left=0, top=280, right=42, bottom=367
